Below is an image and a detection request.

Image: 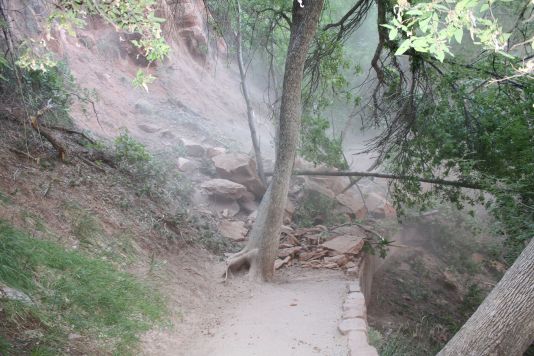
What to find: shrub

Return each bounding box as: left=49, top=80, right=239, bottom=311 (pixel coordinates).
left=294, top=191, right=348, bottom=227
left=0, top=220, right=165, bottom=354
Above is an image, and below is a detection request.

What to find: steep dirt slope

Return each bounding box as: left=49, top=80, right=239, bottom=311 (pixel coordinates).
left=367, top=214, right=505, bottom=355
left=63, top=25, right=274, bottom=156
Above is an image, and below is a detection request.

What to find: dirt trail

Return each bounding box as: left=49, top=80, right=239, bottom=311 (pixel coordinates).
left=180, top=268, right=349, bottom=356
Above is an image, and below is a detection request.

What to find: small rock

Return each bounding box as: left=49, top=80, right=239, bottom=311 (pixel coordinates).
left=282, top=234, right=300, bottom=246
left=134, top=99, right=155, bottom=115
left=280, top=225, right=294, bottom=235
left=324, top=255, right=349, bottom=267
left=278, top=246, right=302, bottom=258
left=299, top=250, right=328, bottom=261
left=0, top=284, right=32, bottom=305
left=207, top=198, right=240, bottom=217
left=68, top=333, right=82, bottom=341
left=345, top=261, right=356, bottom=269
left=181, top=138, right=206, bottom=157
left=248, top=210, right=257, bottom=220
left=346, top=266, right=359, bottom=276
left=137, top=123, right=160, bottom=133
left=274, top=256, right=291, bottom=270
left=160, top=130, right=175, bottom=139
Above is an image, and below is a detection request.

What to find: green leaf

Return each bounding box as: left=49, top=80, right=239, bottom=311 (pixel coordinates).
left=389, top=27, right=398, bottom=41
left=381, top=24, right=395, bottom=30
left=419, top=16, right=431, bottom=33
left=453, top=28, right=464, bottom=44
left=395, top=39, right=412, bottom=56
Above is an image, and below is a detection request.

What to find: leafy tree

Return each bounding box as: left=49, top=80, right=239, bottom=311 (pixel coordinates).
left=225, top=0, right=325, bottom=281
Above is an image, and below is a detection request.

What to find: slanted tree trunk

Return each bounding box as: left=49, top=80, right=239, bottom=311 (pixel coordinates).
left=226, top=0, right=324, bottom=281
left=438, top=238, right=534, bottom=356
left=235, top=0, right=266, bottom=185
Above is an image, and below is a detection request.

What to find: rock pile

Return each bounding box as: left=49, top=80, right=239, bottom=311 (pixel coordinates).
left=273, top=224, right=370, bottom=272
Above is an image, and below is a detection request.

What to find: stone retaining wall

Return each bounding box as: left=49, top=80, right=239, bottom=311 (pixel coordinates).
left=338, top=254, right=379, bottom=356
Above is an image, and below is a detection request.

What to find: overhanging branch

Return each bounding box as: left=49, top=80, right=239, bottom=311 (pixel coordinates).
left=265, top=170, right=483, bottom=190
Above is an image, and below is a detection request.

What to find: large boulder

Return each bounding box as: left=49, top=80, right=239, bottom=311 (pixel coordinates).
left=177, top=157, right=199, bottom=173
left=218, top=220, right=248, bottom=242
left=322, top=235, right=365, bottom=255
left=238, top=191, right=258, bottom=213
left=207, top=198, right=240, bottom=218
left=181, top=138, right=206, bottom=157
left=302, top=177, right=336, bottom=199
left=207, top=147, right=226, bottom=158
left=336, top=190, right=367, bottom=220
left=365, top=192, right=396, bottom=219
left=201, top=179, right=247, bottom=200
left=308, top=175, right=351, bottom=196
left=211, top=153, right=266, bottom=198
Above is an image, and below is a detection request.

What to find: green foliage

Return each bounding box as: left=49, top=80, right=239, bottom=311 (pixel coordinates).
left=115, top=129, right=152, bottom=164
left=461, top=283, right=485, bottom=316
left=114, top=130, right=193, bottom=201
left=54, top=0, right=169, bottom=60
left=387, top=53, right=534, bottom=262
left=388, top=0, right=514, bottom=62
left=207, top=0, right=356, bottom=169
left=0, top=220, right=165, bottom=354
left=50, top=0, right=169, bottom=87
left=299, top=115, right=348, bottom=169
left=0, top=50, right=95, bottom=128
left=0, top=191, right=11, bottom=205
left=133, top=69, right=156, bottom=92
left=368, top=326, right=444, bottom=356
left=294, top=191, right=348, bottom=227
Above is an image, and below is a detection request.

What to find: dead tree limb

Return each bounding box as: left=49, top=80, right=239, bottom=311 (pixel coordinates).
left=29, top=105, right=67, bottom=160
left=265, top=170, right=482, bottom=190
left=43, top=125, right=96, bottom=144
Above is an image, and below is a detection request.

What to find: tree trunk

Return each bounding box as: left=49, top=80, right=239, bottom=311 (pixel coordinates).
left=438, top=238, right=534, bottom=356
left=235, top=0, right=266, bottom=185
left=226, top=0, right=324, bottom=282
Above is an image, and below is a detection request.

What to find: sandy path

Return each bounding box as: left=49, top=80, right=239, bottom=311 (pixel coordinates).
left=182, top=268, right=349, bottom=356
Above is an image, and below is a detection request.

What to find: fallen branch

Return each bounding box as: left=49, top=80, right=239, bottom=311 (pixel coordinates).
left=265, top=170, right=482, bottom=190
left=43, top=125, right=96, bottom=144
left=29, top=105, right=66, bottom=160
left=6, top=146, right=38, bottom=162
left=78, top=156, right=107, bottom=173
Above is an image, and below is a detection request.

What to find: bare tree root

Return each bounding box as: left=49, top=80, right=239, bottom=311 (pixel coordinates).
left=223, top=247, right=258, bottom=282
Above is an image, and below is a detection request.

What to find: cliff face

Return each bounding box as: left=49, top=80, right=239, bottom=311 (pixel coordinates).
left=5, top=0, right=273, bottom=154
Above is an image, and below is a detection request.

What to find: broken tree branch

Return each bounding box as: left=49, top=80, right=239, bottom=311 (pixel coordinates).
left=30, top=104, right=67, bottom=160
left=265, top=170, right=482, bottom=190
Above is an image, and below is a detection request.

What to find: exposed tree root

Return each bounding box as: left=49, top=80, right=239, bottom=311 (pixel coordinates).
left=223, top=248, right=258, bottom=282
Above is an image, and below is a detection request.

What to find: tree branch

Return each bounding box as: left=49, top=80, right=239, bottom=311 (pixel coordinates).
left=265, top=170, right=483, bottom=190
